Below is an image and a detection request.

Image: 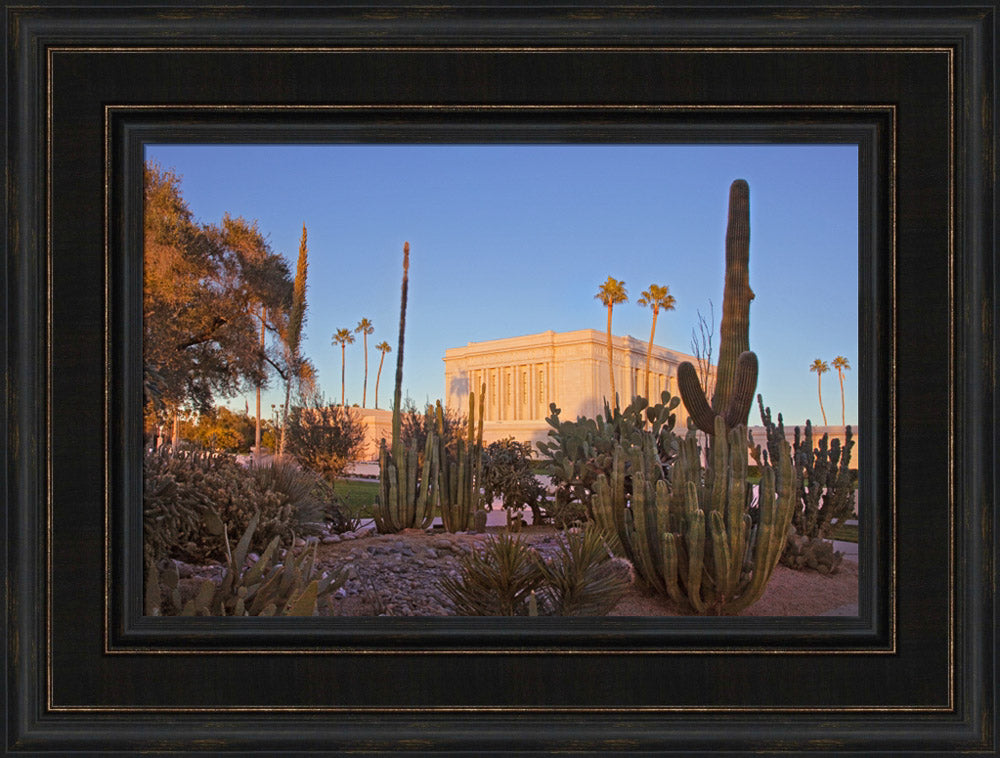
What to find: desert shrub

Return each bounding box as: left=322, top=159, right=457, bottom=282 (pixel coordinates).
left=184, top=405, right=277, bottom=454
left=143, top=448, right=339, bottom=563
left=398, top=398, right=466, bottom=459
left=438, top=528, right=630, bottom=616
left=283, top=398, right=365, bottom=482
left=480, top=437, right=546, bottom=524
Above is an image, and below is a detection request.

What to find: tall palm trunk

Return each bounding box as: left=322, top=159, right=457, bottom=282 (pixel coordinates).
left=362, top=333, right=369, bottom=407
left=606, top=304, right=617, bottom=408
left=817, top=373, right=828, bottom=426
left=340, top=344, right=347, bottom=406
left=837, top=368, right=845, bottom=426
left=644, top=308, right=658, bottom=399
left=375, top=352, right=386, bottom=409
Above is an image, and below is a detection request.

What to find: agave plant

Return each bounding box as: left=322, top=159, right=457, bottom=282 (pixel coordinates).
left=438, top=527, right=630, bottom=616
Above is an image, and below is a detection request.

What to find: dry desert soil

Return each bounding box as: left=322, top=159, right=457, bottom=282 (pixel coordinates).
left=308, top=524, right=859, bottom=617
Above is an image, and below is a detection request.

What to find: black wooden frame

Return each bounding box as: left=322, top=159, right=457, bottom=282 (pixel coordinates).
left=4, top=2, right=996, bottom=755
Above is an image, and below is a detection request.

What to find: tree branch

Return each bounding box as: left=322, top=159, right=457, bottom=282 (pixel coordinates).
left=176, top=316, right=228, bottom=350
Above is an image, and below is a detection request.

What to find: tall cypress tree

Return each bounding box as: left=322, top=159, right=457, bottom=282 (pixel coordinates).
left=280, top=224, right=309, bottom=455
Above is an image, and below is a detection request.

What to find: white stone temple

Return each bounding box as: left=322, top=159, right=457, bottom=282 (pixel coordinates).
left=443, top=329, right=707, bottom=447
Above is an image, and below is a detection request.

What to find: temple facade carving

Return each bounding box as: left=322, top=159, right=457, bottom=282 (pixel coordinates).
left=443, top=329, right=708, bottom=447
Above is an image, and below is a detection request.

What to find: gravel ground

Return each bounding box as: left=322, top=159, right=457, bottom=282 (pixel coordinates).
left=312, top=525, right=859, bottom=617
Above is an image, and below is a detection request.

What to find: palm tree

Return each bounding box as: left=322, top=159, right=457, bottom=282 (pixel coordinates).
left=595, top=276, right=629, bottom=409
left=373, top=341, right=392, bottom=409
left=637, top=283, right=676, bottom=399
left=332, top=328, right=355, bottom=406
left=355, top=317, right=375, bottom=407
left=832, top=355, right=851, bottom=426
left=810, top=358, right=830, bottom=426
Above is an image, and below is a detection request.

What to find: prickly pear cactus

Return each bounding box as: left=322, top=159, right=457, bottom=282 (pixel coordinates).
left=535, top=391, right=681, bottom=521
left=678, top=179, right=759, bottom=435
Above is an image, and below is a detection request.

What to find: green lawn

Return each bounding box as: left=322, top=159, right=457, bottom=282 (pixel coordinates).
left=333, top=479, right=379, bottom=518
left=829, top=522, right=858, bottom=543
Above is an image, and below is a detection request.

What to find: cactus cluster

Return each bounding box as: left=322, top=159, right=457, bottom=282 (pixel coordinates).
left=436, top=388, right=485, bottom=532
left=145, top=510, right=347, bottom=616
left=592, top=415, right=796, bottom=614
left=678, top=179, right=759, bottom=436
left=143, top=448, right=330, bottom=564
left=535, top=391, right=680, bottom=524
left=374, top=431, right=439, bottom=533
left=752, top=396, right=856, bottom=573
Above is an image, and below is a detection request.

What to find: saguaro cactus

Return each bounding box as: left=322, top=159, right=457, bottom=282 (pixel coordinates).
left=678, top=180, right=759, bottom=435
left=592, top=416, right=796, bottom=615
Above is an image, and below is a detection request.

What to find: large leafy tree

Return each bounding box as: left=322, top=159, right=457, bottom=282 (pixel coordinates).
left=143, top=164, right=262, bottom=427
left=332, top=328, right=355, bottom=406
left=355, top=317, right=375, bottom=408
left=636, top=283, right=676, bottom=400
left=373, top=341, right=391, bottom=409
left=831, top=355, right=851, bottom=426
left=810, top=358, right=830, bottom=426
left=219, top=213, right=293, bottom=457
left=594, top=276, right=628, bottom=409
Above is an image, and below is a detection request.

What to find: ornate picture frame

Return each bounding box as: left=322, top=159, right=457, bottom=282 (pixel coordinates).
left=4, top=2, right=994, bottom=754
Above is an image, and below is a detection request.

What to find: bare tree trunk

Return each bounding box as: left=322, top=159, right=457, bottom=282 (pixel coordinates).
left=255, top=315, right=265, bottom=461
left=279, top=375, right=292, bottom=456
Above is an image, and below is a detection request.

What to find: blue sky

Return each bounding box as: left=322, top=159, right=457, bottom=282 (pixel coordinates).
left=146, top=143, right=859, bottom=427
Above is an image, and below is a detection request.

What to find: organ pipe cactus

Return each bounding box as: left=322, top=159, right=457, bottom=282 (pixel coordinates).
left=374, top=432, right=439, bottom=533
left=373, top=241, right=440, bottom=532
left=436, top=387, right=485, bottom=532
left=592, top=415, right=796, bottom=614
left=678, top=179, right=759, bottom=435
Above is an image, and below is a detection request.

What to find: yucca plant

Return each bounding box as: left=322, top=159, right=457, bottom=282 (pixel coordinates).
left=438, top=533, right=545, bottom=616
left=534, top=526, right=631, bottom=616
left=438, top=528, right=631, bottom=616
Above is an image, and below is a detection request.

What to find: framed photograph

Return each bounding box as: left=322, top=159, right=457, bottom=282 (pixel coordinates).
left=4, top=1, right=995, bottom=754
